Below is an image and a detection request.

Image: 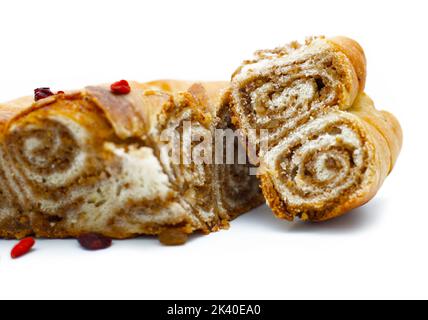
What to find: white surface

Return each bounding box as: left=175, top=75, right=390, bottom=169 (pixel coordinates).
left=0, top=0, right=426, bottom=300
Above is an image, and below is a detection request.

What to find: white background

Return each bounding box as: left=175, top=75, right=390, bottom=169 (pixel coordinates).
left=0, top=0, right=426, bottom=300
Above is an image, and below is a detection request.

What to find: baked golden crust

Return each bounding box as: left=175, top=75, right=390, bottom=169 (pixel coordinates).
left=0, top=80, right=262, bottom=240
left=349, top=94, right=403, bottom=170
left=231, top=36, right=402, bottom=222
left=328, top=36, right=367, bottom=92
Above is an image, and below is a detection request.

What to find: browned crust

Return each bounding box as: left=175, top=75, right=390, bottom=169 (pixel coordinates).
left=0, top=96, right=36, bottom=131
left=85, top=86, right=147, bottom=139
left=328, top=36, right=367, bottom=92
left=379, top=111, right=403, bottom=169
left=146, top=80, right=229, bottom=101
left=0, top=221, right=196, bottom=240
left=349, top=93, right=403, bottom=171
left=260, top=175, right=293, bottom=221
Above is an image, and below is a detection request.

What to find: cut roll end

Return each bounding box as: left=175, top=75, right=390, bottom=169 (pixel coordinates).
left=262, top=109, right=390, bottom=222
left=231, top=36, right=365, bottom=150
left=231, top=36, right=402, bottom=222
left=328, top=36, right=367, bottom=92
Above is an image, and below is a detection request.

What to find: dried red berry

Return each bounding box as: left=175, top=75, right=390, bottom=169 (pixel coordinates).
left=78, top=233, right=112, bottom=251
left=110, top=80, right=131, bottom=95
left=11, top=237, right=36, bottom=259
left=34, top=87, right=55, bottom=101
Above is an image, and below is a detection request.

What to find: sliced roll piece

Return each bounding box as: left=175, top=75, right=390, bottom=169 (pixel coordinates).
left=0, top=80, right=262, bottom=240
left=141, top=80, right=264, bottom=231
left=231, top=36, right=402, bottom=221
left=214, top=90, right=264, bottom=222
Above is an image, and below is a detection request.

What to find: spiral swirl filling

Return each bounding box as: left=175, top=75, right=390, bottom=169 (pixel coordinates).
left=266, top=114, right=369, bottom=216
left=1, top=114, right=111, bottom=214
left=158, top=108, right=215, bottom=223
left=234, top=51, right=351, bottom=148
